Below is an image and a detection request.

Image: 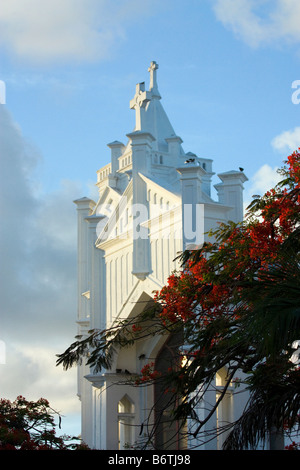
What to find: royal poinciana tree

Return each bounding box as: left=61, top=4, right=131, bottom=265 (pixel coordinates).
left=0, top=395, right=87, bottom=450
left=57, top=151, right=300, bottom=450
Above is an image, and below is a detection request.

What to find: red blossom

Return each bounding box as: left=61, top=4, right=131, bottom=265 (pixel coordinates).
left=132, top=324, right=142, bottom=333
left=135, top=362, right=162, bottom=384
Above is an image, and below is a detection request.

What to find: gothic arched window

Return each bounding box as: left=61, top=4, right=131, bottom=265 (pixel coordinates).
left=118, top=395, right=135, bottom=449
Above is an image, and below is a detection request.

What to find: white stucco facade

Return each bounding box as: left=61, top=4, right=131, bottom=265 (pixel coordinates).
left=74, top=62, right=249, bottom=450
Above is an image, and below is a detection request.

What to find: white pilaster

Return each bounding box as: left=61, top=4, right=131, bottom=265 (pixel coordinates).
left=85, top=214, right=106, bottom=330
left=165, top=135, right=183, bottom=159
left=127, top=131, right=155, bottom=280
left=177, top=163, right=206, bottom=250
left=74, top=197, right=96, bottom=323
left=214, top=170, right=248, bottom=223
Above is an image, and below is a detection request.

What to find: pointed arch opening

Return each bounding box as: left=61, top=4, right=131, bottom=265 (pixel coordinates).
left=118, top=394, right=135, bottom=450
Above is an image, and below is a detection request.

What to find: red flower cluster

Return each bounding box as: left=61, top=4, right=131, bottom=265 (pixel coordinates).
left=287, top=150, right=300, bottom=186
left=285, top=441, right=300, bottom=451
left=132, top=324, right=142, bottom=333
left=135, top=362, right=162, bottom=384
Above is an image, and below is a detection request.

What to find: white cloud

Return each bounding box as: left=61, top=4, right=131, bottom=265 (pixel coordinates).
left=212, top=0, right=300, bottom=48
left=244, top=163, right=281, bottom=210
left=250, top=163, right=281, bottom=193
left=0, top=105, right=83, bottom=434
left=271, top=126, right=300, bottom=153
left=0, top=0, right=113, bottom=64
left=0, top=343, right=79, bottom=407
left=0, top=0, right=157, bottom=65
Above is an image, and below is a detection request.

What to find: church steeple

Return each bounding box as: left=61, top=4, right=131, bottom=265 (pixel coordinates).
left=129, top=61, right=180, bottom=153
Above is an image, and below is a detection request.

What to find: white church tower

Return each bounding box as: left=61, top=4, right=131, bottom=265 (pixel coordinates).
left=74, top=62, right=248, bottom=450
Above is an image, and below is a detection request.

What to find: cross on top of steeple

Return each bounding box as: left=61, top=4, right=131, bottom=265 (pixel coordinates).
left=148, top=61, right=158, bottom=90
left=148, top=61, right=161, bottom=99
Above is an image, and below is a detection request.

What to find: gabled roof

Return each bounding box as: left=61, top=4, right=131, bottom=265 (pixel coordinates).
left=139, top=172, right=181, bottom=202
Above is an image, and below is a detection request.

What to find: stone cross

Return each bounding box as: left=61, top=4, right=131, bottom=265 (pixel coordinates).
left=148, top=61, right=161, bottom=99
left=129, top=81, right=151, bottom=130
left=148, top=61, right=158, bottom=91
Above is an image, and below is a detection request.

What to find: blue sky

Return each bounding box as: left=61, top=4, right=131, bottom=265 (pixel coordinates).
left=1, top=0, right=300, bottom=441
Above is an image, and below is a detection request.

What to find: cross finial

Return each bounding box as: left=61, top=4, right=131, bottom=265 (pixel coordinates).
left=148, top=61, right=161, bottom=99
left=129, top=82, right=151, bottom=130
left=148, top=61, right=158, bottom=90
